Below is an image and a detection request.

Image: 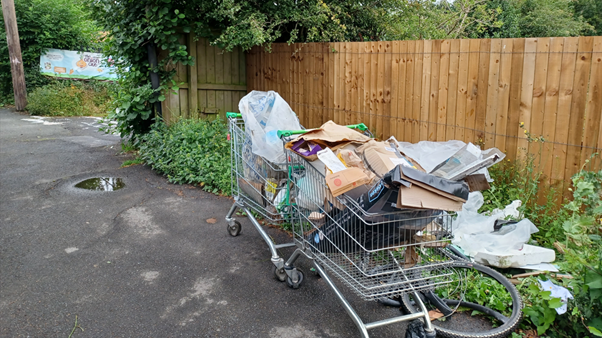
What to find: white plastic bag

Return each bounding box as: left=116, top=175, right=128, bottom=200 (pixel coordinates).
left=239, top=91, right=301, bottom=164
left=452, top=192, right=538, bottom=257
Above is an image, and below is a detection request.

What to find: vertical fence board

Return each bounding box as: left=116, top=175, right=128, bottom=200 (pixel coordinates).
left=518, top=38, right=538, bottom=157
left=376, top=41, right=386, bottom=138
left=454, top=39, right=469, bottom=141
left=580, top=36, right=602, bottom=167
left=494, top=39, right=513, bottom=152
left=437, top=40, right=450, bottom=141
left=551, top=37, right=579, bottom=193
left=420, top=40, right=432, bottom=141
left=475, top=39, right=491, bottom=144
left=485, top=39, right=502, bottom=148
left=465, top=39, right=481, bottom=143
left=404, top=40, right=416, bottom=142
left=397, top=41, right=408, bottom=140
left=564, top=37, right=595, bottom=195
left=506, top=39, right=525, bottom=159
left=540, top=37, right=564, bottom=189
left=427, top=39, right=441, bottom=141
left=391, top=41, right=400, bottom=138
left=369, top=42, right=378, bottom=132
left=445, top=39, right=459, bottom=141
left=412, top=40, right=424, bottom=143
left=383, top=41, right=393, bottom=138
left=529, top=38, right=551, bottom=160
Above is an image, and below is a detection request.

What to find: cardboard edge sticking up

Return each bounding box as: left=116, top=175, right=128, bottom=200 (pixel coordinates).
left=397, top=184, right=464, bottom=211
left=325, top=167, right=370, bottom=197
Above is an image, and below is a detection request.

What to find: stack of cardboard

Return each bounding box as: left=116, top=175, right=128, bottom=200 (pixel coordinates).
left=284, top=120, right=497, bottom=214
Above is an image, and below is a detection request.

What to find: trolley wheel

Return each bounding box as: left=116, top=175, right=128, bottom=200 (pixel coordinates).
left=272, top=265, right=287, bottom=282
left=286, top=269, right=305, bottom=289
left=227, top=221, right=241, bottom=237
left=400, top=259, right=522, bottom=338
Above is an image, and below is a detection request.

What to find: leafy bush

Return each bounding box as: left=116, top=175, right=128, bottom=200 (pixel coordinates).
left=26, top=80, right=115, bottom=117
left=0, top=0, right=100, bottom=100
left=484, top=152, right=602, bottom=337
left=138, top=119, right=231, bottom=195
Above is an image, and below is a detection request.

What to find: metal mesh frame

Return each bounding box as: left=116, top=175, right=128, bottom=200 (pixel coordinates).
left=229, top=118, right=293, bottom=224
left=286, top=149, right=456, bottom=300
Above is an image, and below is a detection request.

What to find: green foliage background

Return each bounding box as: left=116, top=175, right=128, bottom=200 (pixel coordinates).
left=0, top=0, right=100, bottom=102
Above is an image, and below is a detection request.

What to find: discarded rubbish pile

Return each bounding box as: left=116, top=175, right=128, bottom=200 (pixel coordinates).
left=226, top=90, right=526, bottom=337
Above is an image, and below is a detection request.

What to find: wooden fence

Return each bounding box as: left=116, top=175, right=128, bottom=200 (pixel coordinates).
left=246, top=36, right=602, bottom=195
left=160, top=35, right=247, bottom=122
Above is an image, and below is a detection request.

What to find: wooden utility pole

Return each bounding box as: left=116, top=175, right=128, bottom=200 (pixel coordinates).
left=2, top=0, right=27, bottom=110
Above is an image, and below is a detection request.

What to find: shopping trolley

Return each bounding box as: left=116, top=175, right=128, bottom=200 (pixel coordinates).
left=272, top=130, right=457, bottom=338
left=225, top=112, right=377, bottom=284
left=224, top=112, right=300, bottom=281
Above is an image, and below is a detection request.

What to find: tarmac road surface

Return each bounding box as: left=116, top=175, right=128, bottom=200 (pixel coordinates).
left=0, top=108, right=412, bottom=338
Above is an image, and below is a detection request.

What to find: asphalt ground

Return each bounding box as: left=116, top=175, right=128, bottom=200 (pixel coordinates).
left=0, top=108, right=413, bottom=338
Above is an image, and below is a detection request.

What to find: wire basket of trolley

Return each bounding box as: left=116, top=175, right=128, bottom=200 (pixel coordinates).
left=272, top=122, right=522, bottom=338
left=224, top=90, right=376, bottom=282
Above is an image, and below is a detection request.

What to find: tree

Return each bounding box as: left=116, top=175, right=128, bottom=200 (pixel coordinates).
left=0, top=0, right=99, bottom=100
left=517, top=0, right=594, bottom=37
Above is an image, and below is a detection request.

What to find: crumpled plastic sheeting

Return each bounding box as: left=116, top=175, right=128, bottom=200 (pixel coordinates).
left=452, top=192, right=538, bottom=257
left=397, top=140, right=466, bottom=173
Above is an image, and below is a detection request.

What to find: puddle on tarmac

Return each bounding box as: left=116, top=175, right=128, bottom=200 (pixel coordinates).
left=75, top=177, right=125, bottom=191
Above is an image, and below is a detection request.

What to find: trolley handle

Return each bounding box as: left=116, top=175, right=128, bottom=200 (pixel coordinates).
left=277, top=123, right=369, bottom=139
left=226, top=112, right=242, bottom=119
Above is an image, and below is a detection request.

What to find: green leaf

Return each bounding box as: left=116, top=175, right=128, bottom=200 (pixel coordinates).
left=590, top=327, right=602, bottom=337
left=158, top=95, right=166, bottom=101
left=548, top=297, right=563, bottom=309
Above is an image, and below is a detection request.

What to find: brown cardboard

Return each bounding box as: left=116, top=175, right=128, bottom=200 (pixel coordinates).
left=357, top=141, right=399, bottom=176
left=464, top=174, right=491, bottom=192
left=285, top=121, right=371, bottom=160
left=358, top=140, right=425, bottom=177
left=397, top=184, right=464, bottom=211
left=292, top=120, right=371, bottom=144
left=325, top=167, right=370, bottom=197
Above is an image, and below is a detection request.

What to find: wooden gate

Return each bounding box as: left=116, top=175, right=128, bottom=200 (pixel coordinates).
left=160, top=35, right=247, bottom=123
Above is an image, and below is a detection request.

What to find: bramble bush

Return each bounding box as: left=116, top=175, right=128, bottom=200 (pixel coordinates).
left=138, top=118, right=231, bottom=195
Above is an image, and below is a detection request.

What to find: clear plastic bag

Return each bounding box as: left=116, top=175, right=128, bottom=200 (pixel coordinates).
left=239, top=91, right=302, bottom=164
left=452, top=192, right=538, bottom=257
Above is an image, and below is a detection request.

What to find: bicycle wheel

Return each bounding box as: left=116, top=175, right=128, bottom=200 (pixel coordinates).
left=401, top=259, right=522, bottom=338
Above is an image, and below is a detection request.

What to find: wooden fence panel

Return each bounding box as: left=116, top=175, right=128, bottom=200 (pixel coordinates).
left=160, top=35, right=246, bottom=121
left=246, top=37, right=602, bottom=186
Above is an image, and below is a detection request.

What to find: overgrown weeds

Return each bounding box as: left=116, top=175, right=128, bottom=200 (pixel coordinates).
left=26, top=80, right=115, bottom=117
left=138, top=118, right=231, bottom=195
left=484, top=150, right=602, bottom=337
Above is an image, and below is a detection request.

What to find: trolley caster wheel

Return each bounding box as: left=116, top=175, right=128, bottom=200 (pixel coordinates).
left=286, top=269, right=304, bottom=289
left=272, top=265, right=287, bottom=282
left=227, top=221, right=241, bottom=237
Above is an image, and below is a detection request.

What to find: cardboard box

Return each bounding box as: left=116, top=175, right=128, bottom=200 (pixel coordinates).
left=325, top=167, right=370, bottom=197
left=397, top=184, right=464, bottom=211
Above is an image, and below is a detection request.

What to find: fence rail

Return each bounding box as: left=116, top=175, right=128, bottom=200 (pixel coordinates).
left=247, top=36, right=602, bottom=196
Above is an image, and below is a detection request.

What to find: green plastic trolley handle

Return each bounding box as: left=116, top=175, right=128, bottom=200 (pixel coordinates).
left=226, top=112, right=242, bottom=118
left=277, top=123, right=368, bottom=138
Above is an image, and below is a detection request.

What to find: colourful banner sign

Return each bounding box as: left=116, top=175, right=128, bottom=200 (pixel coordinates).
left=39, top=49, right=118, bottom=80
